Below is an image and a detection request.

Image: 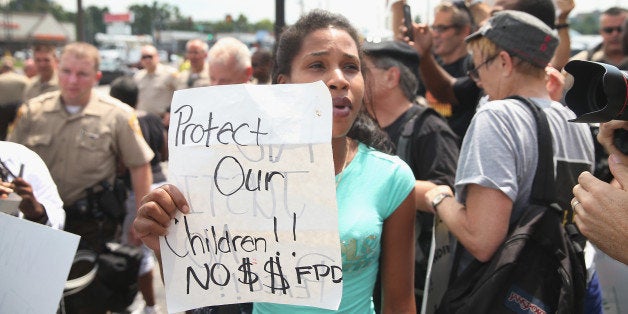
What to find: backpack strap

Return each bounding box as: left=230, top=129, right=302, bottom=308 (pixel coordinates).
left=396, top=104, right=434, bottom=164
left=506, top=95, right=556, bottom=206
left=451, top=96, right=556, bottom=277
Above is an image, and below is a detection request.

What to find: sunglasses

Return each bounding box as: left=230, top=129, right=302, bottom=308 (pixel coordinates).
left=467, top=53, right=499, bottom=81
left=601, top=26, right=623, bottom=34
left=431, top=24, right=459, bottom=34
left=141, top=55, right=154, bottom=60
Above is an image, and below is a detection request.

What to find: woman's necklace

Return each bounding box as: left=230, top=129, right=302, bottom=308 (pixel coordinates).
left=335, top=138, right=353, bottom=187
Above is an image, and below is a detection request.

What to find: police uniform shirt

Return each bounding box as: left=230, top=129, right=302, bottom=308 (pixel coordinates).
left=8, top=91, right=154, bottom=205
left=134, top=63, right=178, bottom=116
left=23, top=72, right=60, bottom=101
left=176, top=62, right=210, bottom=90
left=0, top=72, right=29, bottom=105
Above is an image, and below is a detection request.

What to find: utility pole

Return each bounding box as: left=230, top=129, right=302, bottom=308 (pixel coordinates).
left=275, top=0, right=285, bottom=41
left=76, top=0, right=85, bottom=41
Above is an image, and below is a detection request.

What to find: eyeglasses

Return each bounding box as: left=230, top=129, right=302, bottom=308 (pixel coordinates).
left=601, top=26, right=623, bottom=34
left=141, top=55, right=154, bottom=60
left=467, top=53, right=499, bottom=81
left=431, top=24, right=458, bottom=34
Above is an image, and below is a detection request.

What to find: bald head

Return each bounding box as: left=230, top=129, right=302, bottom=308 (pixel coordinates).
left=140, top=45, right=160, bottom=72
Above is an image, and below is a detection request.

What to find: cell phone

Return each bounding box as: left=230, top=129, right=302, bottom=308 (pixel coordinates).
left=403, top=4, right=414, bottom=41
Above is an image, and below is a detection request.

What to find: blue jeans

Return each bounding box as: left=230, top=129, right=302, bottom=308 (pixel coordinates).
left=584, top=272, right=603, bottom=314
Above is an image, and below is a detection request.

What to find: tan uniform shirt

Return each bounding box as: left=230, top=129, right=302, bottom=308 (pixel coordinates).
left=0, top=71, right=29, bottom=105
left=23, top=72, right=59, bottom=101
left=176, top=62, right=210, bottom=90
left=8, top=91, right=154, bottom=205
left=134, top=63, right=178, bottom=116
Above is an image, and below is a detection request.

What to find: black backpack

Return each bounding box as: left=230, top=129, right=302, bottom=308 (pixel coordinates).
left=436, top=96, right=587, bottom=314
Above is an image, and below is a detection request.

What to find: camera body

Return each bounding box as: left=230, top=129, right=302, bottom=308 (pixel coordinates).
left=564, top=60, right=627, bottom=154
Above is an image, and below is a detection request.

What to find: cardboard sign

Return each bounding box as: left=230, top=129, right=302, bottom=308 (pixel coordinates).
left=421, top=215, right=455, bottom=314
left=0, top=212, right=80, bottom=313
left=161, top=82, right=343, bottom=313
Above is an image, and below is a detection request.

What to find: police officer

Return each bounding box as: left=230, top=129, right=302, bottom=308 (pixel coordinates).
left=134, top=44, right=178, bottom=118
left=176, top=38, right=210, bottom=90
left=0, top=56, right=29, bottom=140
left=8, top=42, right=154, bottom=314
left=23, top=44, right=59, bottom=101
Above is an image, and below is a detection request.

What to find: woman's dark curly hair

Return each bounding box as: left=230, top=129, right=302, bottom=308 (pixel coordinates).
left=272, top=9, right=393, bottom=153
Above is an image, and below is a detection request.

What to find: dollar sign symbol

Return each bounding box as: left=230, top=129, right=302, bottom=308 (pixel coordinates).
left=263, top=253, right=290, bottom=294
left=238, top=257, right=259, bottom=292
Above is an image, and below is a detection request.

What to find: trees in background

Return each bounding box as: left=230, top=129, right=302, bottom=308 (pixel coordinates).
left=2, top=0, right=274, bottom=44
left=1, top=0, right=605, bottom=43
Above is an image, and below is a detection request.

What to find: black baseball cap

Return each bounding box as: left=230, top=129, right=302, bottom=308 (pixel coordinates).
left=363, top=40, right=420, bottom=81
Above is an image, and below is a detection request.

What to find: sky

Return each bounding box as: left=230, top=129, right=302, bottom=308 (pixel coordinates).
left=55, top=0, right=625, bottom=37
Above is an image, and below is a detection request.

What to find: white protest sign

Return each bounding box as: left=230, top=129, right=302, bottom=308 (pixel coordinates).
left=161, top=81, right=342, bottom=313
left=0, top=212, right=80, bottom=313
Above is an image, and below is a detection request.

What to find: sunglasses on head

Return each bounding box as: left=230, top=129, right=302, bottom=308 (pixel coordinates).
left=601, top=26, right=623, bottom=34
left=452, top=0, right=476, bottom=30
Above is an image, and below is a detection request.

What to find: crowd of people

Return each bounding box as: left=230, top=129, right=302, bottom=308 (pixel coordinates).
left=0, top=0, right=627, bottom=313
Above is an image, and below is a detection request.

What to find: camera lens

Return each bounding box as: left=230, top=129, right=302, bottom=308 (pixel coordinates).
left=564, top=60, right=628, bottom=123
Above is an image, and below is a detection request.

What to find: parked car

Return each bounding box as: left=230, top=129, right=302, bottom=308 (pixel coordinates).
left=99, top=57, right=134, bottom=85
left=570, top=30, right=602, bottom=56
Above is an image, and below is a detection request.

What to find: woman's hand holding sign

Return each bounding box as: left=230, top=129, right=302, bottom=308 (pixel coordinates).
left=134, top=184, right=189, bottom=255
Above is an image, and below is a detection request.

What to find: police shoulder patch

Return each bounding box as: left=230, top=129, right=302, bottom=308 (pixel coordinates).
left=128, top=113, right=142, bottom=136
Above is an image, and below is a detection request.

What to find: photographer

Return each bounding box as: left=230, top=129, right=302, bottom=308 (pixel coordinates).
left=572, top=120, right=628, bottom=265
left=0, top=141, right=64, bottom=229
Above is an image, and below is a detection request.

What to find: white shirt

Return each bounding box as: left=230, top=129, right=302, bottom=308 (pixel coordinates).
left=1, top=141, right=65, bottom=229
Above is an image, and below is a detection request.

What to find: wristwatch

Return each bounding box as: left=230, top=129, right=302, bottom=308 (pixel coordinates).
left=431, top=193, right=452, bottom=212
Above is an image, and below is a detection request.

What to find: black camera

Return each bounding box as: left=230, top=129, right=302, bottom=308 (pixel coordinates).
left=564, top=60, right=627, bottom=154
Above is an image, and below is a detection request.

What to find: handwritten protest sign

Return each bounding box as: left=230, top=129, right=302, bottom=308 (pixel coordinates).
left=161, top=81, right=342, bottom=313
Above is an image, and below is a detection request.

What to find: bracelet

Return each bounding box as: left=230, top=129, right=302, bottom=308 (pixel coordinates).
left=555, top=23, right=569, bottom=30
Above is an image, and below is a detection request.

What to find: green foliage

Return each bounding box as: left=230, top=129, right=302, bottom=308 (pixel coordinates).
left=254, top=19, right=274, bottom=32
left=6, top=0, right=75, bottom=22
left=127, top=4, right=148, bottom=35
left=84, top=6, right=109, bottom=43
left=2, top=0, right=275, bottom=37
left=570, top=12, right=601, bottom=35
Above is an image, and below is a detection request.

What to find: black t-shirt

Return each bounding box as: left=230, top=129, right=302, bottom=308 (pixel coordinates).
left=441, top=54, right=470, bottom=77
left=451, top=75, right=483, bottom=139
left=443, top=54, right=483, bottom=140
left=122, top=111, right=167, bottom=188
left=384, top=104, right=459, bottom=187
left=419, top=54, right=482, bottom=139
left=139, top=112, right=167, bottom=184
